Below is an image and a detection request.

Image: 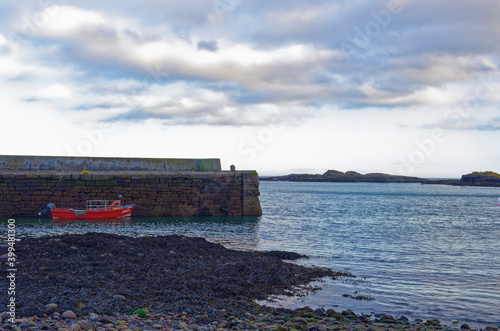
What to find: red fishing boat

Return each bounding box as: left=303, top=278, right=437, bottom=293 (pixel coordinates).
left=48, top=199, right=135, bottom=219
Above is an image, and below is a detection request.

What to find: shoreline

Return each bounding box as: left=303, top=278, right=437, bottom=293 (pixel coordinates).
left=1, top=233, right=497, bottom=330
left=259, top=171, right=500, bottom=188
left=2, top=307, right=476, bottom=331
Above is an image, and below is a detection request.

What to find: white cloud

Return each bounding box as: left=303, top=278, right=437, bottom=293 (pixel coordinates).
left=0, top=34, right=8, bottom=46
left=39, top=84, right=72, bottom=99
left=368, top=86, right=461, bottom=106
left=36, top=5, right=107, bottom=39
left=1, top=1, right=500, bottom=176
left=25, top=6, right=339, bottom=89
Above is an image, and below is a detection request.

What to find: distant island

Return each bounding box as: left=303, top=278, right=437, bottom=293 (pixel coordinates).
left=261, top=170, right=500, bottom=187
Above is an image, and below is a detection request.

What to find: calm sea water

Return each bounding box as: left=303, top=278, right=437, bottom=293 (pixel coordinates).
left=8, top=182, right=500, bottom=327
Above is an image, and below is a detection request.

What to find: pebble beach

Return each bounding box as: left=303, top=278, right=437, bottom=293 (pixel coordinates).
left=1, top=233, right=498, bottom=331
left=2, top=307, right=484, bottom=331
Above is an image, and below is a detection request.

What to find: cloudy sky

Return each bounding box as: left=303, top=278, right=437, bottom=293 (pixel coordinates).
left=1, top=0, right=499, bottom=177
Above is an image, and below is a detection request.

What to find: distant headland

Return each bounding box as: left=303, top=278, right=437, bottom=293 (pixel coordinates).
left=261, top=170, right=500, bottom=187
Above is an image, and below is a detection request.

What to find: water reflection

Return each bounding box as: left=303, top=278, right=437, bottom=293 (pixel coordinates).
left=49, top=217, right=134, bottom=225
left=15, top=216, right=261, bottom=250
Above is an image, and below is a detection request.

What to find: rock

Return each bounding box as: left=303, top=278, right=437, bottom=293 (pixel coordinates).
left=70, top=325, right=82, bottom=331
left=77, top=321, right=96, bottom=331
left=398, top=316, right=409, bottom=323
left=99, top=318, right=113, bottom=324
left=262, top=250, right=308, bottom=260
left=346, top=309, right=356, bottom=316
left=358, top=315, right=369, bottom=323
left=485, top=326, right=499, bottom=331
left=53, top=312, right=61, bottom=317
left=460, top=324, right=471, bottom=329
left=62, top=311, right=77, bottom=319
left=113, top=295, right=126, bottom=301
left=313, top=308, right=325, bottom=317
left=452, top=320, right=459, bottom=324
left=17, top=323, right=27, bottom=330
left=325, top=309, right=338, bottom=317
left=291, top=318, right=308, bottom=325
left=379, top=315, right=396, bottom=323
left=45, top=303, right=58, bottom=309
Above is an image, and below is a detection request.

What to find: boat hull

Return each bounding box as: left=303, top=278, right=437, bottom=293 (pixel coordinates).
left=51, top=205, right=135, bottom=219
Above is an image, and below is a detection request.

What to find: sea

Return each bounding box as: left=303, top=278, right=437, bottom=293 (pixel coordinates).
left=7, top=181, right=500, bottom=328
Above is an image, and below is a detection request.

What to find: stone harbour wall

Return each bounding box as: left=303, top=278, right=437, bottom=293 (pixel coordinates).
left=0, top=171, right=262, bottom=217
left=0, top=155, right=221, bottom=172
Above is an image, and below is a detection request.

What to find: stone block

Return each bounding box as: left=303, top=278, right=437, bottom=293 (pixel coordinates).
left=0, top=171, right=262, bottom=216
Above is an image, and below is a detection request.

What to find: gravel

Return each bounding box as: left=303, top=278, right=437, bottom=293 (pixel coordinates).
left=0, top=233, right=350, bottom=318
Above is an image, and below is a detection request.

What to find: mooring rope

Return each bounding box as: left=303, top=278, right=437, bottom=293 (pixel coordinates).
left=43, top=174, right=65, bottom=202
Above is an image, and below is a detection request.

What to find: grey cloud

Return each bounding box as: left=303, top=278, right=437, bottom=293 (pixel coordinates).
left=4, top=0, right=500, bottom=127
left=422, top=117, right=500, bottom=131
left=22, top=97, right=41, bottom=103
left=197, top=40, right=218, bottom=52
left=105, top=106, right=248, bottom=126
left=0, top=43, right=12, bottom=56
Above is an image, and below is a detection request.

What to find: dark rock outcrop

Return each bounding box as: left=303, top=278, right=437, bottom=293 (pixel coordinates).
left=261, top=170, right=427, bottom=183
left=460, top=173, right=500, bottom=186
left=261, top=170, right=500, bottom=187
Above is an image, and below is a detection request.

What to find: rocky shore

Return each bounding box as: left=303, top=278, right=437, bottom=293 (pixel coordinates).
left=1, top=233, right=497, bottom=331
left=260, top=171, right=426, bottom=183
left=2, top=307, right=488, bottom=331
left=261, top=170, right=500, bottom=187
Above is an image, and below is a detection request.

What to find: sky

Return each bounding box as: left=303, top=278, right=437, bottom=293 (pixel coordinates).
left=0, top=0, right=499, bottom=177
